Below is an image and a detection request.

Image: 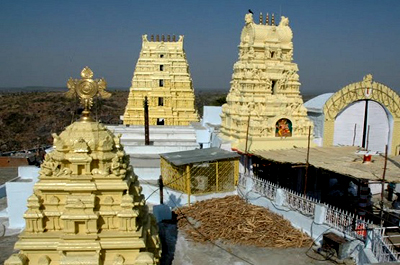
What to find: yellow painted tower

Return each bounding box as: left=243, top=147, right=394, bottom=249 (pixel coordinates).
left=220, top=12, right=314, bottom=152
left=123, top=34, right=198, bottom=126
left=5, top=67, right=161, bottom=265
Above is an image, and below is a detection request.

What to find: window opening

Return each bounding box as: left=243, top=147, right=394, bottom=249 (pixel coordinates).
left=159, top=79, right=164, bottom=87
left=160, top=65, right=164, bottom=71
left=271, top=80, right=277, bottom=94
left=158, top=97, right=164, bottom=106
left=157, top=118, right=164, bottom=125
left=160, top=54, right=164, bottom=58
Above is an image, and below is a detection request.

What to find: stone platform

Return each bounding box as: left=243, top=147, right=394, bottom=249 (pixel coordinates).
left=108, top=125, right=200, bottom=181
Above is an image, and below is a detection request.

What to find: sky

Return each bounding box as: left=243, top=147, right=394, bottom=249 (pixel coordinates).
left=1, top=0, right=400, bottom=94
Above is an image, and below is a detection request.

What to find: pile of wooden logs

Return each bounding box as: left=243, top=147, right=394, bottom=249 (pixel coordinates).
left=177, top=195, right=313, bottom=248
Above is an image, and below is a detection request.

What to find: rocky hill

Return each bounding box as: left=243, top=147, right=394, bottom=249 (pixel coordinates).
left=0, top=90, right=228, bottom=153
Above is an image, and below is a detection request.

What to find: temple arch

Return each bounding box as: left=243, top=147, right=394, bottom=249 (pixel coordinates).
left=323, top=74, right=400, bottom=155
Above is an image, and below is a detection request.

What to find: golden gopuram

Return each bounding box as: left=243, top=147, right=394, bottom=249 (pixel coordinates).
left=123, top=34, right=198, bottom=126
left=220, top=12, right=314, bottom=153
left=5, top=67, right=161, bottom=265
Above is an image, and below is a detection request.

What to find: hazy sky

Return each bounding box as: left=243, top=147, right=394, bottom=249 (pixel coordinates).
left=1, top=0, right=400, bottom=94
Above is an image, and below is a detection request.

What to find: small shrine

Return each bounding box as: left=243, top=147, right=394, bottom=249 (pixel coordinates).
left=123, top=34, right=198, bottom=126
left=5, top=67, right=161, bottom=265
left=219, top=12, right=314, bottom=152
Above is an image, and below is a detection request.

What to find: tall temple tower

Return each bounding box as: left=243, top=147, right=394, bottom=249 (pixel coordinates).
left=123, top=34, right=198, bottom=126
left=219, top=12, right=314, bottom=152
left=5, top=68, right=161, bottom=265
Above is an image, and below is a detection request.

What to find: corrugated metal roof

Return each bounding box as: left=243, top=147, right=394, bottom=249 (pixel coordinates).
left=160, top=147, right=240, bottom=166
left=252, top=146, right=400, bottom=183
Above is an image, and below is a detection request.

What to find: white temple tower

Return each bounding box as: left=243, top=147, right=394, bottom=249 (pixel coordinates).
left=123, top=34, right=198, bottom=126
left=219, top=12, right=314, bottom=153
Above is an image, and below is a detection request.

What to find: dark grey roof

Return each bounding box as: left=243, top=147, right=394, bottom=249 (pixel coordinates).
left=160, top=147, right=240, bottom=166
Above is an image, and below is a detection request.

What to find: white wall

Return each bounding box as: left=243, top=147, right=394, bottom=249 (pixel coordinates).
left=6, top=166, right=40, bottom=229
left=202, top=106, right=222, bottom=126
left=334, top=100, right=390, bottom=153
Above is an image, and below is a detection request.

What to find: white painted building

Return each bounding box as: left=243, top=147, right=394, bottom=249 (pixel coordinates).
left=304, top=75, right=399, bottom=154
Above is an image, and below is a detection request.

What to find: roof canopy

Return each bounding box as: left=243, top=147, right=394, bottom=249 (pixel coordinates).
left=253, top=146, right=400, bottom=183
left=160, top=147, right=240, bottom=166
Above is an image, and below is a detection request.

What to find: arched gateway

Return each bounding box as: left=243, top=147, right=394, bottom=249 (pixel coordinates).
left=323, top=74, right=400, bottom=155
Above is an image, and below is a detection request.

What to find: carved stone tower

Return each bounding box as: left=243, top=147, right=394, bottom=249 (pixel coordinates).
left=5, top=67, right=161, bottom=265
left=123, top=34, right=198, bottom=126
left=220, top=12, right=314, bottom=152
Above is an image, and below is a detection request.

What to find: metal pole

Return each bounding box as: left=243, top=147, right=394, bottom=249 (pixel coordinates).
left=158, top=175, right=164, bottom=205
left=366, top=125, right=370, bottom=151
left=380, top=145, right=388, bottom=226
left=186, top=165, right=191, bottom=206
left=362, top=100, right=369, bottom=148
left=244, top=114, right=251, bottom=173
left=304, top=126, right=311, bottom=195
left=144, top=96, right=150, bottom=145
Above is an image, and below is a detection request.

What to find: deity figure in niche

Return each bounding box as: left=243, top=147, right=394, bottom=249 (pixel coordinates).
left=275, top=118, right=292, bottom=137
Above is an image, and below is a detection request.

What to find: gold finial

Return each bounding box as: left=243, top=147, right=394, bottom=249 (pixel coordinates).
left=162, top=34, right=165, bottom=42
left=272, top=13, right=275, bottom=25
left=167, top=35, right=171, bottom=41
left=151, top=35, right=154, bottom=41
left=156, top=35, right=159, bottom=41
left=266, top=13, right=269, bottom=25
left=259, top=12, right=263, bottom=24
left=81, top=67, right=93, bottom=79
left=173, top=35, right=176, bottom=41
left=66, top=67, right=111, bottom=121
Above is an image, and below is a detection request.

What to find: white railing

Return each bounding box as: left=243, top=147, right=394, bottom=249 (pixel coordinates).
left=324, top=204, right=371, bottom=240
left=251, top=175, right=277, bottom=200
left=284, top=188, right=319, bottom=216
left=238, top=173, right=400, bottom=263
left=237, top=172, right=247, bottom=189
left=371, top=227, right=400, bottom=262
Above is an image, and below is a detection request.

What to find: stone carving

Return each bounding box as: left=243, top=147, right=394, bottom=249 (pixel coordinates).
left=279, top=16, right=289, bottom=27
left=5, top=69, right=161, bottom=265
left=73, top=138, right=89, bottom=153
left=123, top=35, right=198, bottom=125
left=219, top=12, right=313, bottom=152
left=39, top=154, right=60, bottom=177
left=324, top=74, right=400, bottom=120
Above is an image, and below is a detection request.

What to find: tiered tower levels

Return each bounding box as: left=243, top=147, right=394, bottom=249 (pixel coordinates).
left=220, top=13, right=314, bottom=152
left=5, top=68, right=161, bottom=265
left=123, top=35, right=198, bottom=126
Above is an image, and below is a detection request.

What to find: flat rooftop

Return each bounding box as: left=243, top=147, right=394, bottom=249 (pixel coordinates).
left=160, top=147, right=240, bottom=166
left=253, top=146, right=400, bottom=183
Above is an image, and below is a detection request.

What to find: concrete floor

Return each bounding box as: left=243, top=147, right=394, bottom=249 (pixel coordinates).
left=173, top=231, right=336, bottom=265
left=0, top=177, right=336, bottom=265
left=0, top=167, right=18, bottom=185
left=0, top=228, right=336, bottom=265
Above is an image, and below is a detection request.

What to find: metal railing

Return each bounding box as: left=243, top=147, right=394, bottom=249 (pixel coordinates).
left=371, top=227, right=400, bottom=262
left=285, top=188, right=318, bottom=216
left=238, top=173, right=400, bottom=262
left=251, top=175, right=277, bottom=200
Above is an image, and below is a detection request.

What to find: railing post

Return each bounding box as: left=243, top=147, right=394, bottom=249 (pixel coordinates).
left=314, top=203, right=327, bottom=225
left=275, top=188, right=286, bottom=206
left=365, top=226, right=374, bottom=249
left=234, top=159, right=239, bottom=185
left=186, top=165, right=191, bottom=206
left=246, top=174, right=253, bottom=193
left=216, top=161, right=219, bottom=192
